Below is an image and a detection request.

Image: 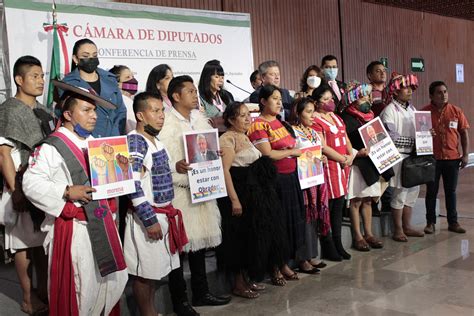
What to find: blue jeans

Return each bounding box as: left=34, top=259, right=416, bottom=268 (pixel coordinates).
left=425, top=159, right=461, bottom=225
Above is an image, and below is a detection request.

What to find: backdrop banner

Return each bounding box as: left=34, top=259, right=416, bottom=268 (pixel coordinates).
left=2, top=0, right=254, bottom=102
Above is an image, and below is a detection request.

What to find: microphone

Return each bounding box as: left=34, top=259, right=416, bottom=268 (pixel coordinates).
left=226, top=79, right=252, bottom=95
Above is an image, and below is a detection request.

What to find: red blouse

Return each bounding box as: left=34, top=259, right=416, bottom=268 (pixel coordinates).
left=313, top=113, right=349, bottom=199
left=248, top=117, right=296, bottom=174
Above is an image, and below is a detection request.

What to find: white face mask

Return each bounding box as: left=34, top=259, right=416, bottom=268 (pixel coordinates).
left=306, top=76, right=322, bottom=89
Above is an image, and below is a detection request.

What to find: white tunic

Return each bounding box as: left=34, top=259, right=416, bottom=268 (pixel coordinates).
left=380, top=100, right=416, bottom=188
left=159, top=107, right=222, bottom=252
left=124, top=131, right=180, bottom=280
left=0, top=136, right=45, bottom=252
left=22, top=127, right=128, bottom=316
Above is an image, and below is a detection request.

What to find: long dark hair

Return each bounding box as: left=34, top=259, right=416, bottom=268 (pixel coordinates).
left=259, top=84, right=295, bottom=137
left=71, top=38, right=96, bottom=71
left=300, top=65, right=321, bottom=92
left=288, top=97, right=314, bottom=125
left=311, top=84, right=333, bottom=104
left=145, top=64, right=172, bottom=95
left=198, top=59, right=231, bottom=105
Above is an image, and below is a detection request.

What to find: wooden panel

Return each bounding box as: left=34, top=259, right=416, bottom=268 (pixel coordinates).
left=341, top=0, right=474, bottom=148
left=115, top=0, right=341, bottom=91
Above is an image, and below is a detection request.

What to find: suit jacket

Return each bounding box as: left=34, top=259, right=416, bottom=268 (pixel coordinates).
left=192, top=150, right=218, bottom=163
left=249, top=86, right=293, bottom=119
left=329, top=80, right=347, bottom=113
left=367, top=133, right=386, bottom=147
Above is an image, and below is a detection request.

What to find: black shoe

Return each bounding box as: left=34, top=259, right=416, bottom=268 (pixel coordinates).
left=320, top=236, right=342, bottom=262
left=334, top=237, right=351, bottom=260
left=192, top=293, right=232, bottom=306
left=174, top=301, right=200, bottom=316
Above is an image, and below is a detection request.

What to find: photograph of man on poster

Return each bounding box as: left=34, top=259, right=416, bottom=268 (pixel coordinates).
left=361, top=120, right=387, bottom=149
left=187, top=133, right=219, bottom=163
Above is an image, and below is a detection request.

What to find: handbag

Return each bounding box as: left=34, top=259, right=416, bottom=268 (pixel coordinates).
left=401, top=155, right=436, bottom=188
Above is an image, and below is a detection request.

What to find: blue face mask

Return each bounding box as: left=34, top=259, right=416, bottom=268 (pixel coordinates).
left=323, top=68, right=338, bottom=81
left=74, top=123, right=93, bottom=138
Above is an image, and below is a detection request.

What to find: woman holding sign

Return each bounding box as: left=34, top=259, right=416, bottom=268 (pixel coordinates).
left=217, top=102, right=288, bottom=297
left=340, top=83, right=386, bottom=251
left=312, top=84, right=353, bottom=261
left=288, top=97, right=330, bottom=272
left=248, top=85, right=303, bottom=285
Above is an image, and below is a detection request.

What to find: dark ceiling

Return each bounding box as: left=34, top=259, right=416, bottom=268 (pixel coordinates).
left=363, top=0, right=474, bottom=21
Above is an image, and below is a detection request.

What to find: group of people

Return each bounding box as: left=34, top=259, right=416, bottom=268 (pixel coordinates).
left=0, top=37, right=470, bottom=316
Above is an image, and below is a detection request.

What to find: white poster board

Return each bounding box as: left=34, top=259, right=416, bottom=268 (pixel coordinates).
left=359, top=117, right=403, bottom=174
left=297, top=145, right=325, bottom=189
left=414, top=111, right=433, bottom=155
left=87, top=135, right=136, bottom=200
left=183, top=129, right=227, bottom=203
left=2, top=0, right=254, bottom=101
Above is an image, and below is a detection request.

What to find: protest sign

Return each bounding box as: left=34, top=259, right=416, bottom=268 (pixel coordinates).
left=359, top=117, right=403, bottom=173
left=414, top=111, right=433, bottom=155
left=183, top=129, right=227, bottom=203
left=297, top=145, right=324, bottom=189
left=88, top=136, right=135, bottom=199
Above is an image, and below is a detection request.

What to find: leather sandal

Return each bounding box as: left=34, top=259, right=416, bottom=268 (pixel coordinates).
left=282, top=272, right=299, bottom=281
left=232, top=288, right=260, bottom=299
left=271, top=275, right=286, bottom=286
left=353, top=239, right=370, bottom=252
left=364, top=236, right=384, bottom=249
left=249, top=282, right=266, bottom=291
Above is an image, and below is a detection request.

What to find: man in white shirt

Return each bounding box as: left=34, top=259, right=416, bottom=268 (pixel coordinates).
left=23, top=82, right=128, bottom=315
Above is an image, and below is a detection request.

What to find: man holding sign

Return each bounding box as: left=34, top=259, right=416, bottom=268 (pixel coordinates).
left=23, top=81, right=128, bottom=316
left=422, top=81, right=469, bottom=234
left=159, top=76, right=230, bottom=307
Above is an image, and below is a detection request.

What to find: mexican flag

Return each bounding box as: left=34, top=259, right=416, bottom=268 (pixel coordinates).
left=43, top=4, right=69, bottom=109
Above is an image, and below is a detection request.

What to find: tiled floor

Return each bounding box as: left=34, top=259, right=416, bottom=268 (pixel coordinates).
left=1, top=168, right=473, bottom=315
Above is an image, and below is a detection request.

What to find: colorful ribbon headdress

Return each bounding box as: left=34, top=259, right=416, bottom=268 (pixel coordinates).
left=343, top=81, right=372, bottom=105
left=389, top=73, right=419, bottom=92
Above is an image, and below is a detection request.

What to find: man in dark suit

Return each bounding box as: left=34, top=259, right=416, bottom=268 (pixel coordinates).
left=249, top=60, right=293, bottom=119
left=366, top=125, right=386, bottom=148
left=321, top=55, right=346, bottom=113
left=192, top=134, right=218, bottom=163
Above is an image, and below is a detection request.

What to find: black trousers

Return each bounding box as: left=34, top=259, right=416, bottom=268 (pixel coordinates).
left=329, top=196, right=345, bottom=240
left=168, top=249, right=209, bottom=307
left=425, top=159, right=460, bottom=225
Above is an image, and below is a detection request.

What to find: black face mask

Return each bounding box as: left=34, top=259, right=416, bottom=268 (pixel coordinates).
left=78, top=57, right=99, bottom=73
left=144, top=124, right=160, bottom=137
left=359, top=101, right=372, bottom=113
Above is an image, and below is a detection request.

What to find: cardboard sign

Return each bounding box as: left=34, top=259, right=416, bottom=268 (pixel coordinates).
left=359, top=117, right=403, bottom=173
left=88, top=136, right=135, bottom=199
left=414, top=111, right=433, bottom=155
left=297, top=145, right=324, bottom=189
left=183, top=129, right=227, bottom=203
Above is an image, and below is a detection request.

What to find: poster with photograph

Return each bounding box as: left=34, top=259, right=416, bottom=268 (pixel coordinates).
left=359, top=117, right=403, bottom=173
left=88, top=136, right=135, bottom=200
left=183, top=129, right=227, bottom=203
left=414, top=111, right=433, bottom=155
left=297, top=145, right=325, bottom=189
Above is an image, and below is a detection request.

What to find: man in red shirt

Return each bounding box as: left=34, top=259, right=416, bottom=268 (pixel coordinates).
left=367, top=61, right=390, bottom=117
left=423, top=81, right=469, bottom=234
